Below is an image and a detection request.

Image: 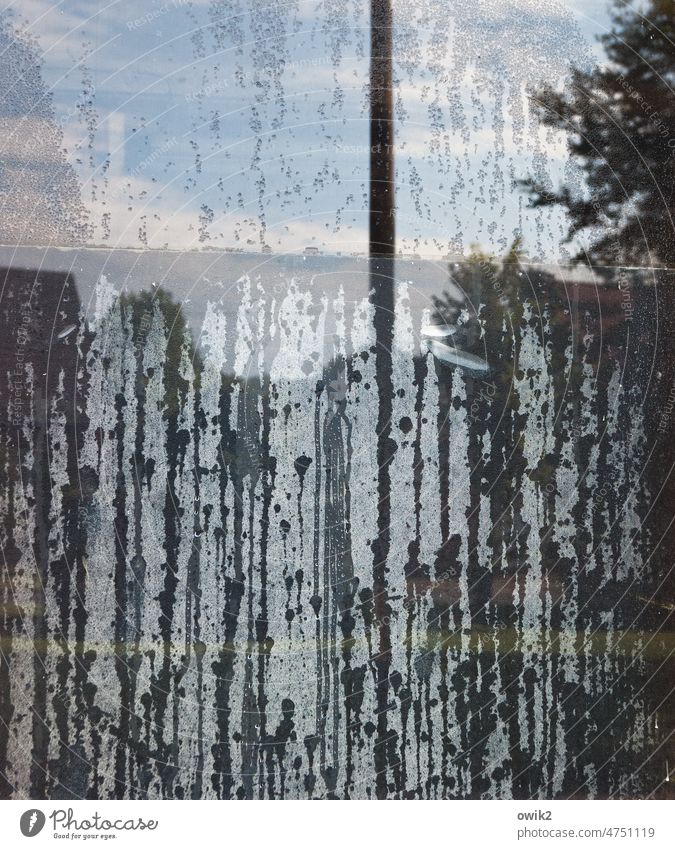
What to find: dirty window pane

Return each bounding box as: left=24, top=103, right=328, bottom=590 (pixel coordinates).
left=0, top=0, right=673, bottom=802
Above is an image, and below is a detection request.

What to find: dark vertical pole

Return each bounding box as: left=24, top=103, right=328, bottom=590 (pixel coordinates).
left=369, top=0, right=395, bottom=799
left=369, top=0, right=395, bottom=257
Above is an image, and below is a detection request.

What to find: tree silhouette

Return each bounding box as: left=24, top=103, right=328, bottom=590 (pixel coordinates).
left=521, top=0, right=675, bottom=267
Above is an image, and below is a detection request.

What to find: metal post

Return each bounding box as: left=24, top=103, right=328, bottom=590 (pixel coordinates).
left=369, top=0, right=395, bottom=799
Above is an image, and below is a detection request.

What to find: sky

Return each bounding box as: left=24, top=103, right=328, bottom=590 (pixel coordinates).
left=2, top=0, right=622, bottom=260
